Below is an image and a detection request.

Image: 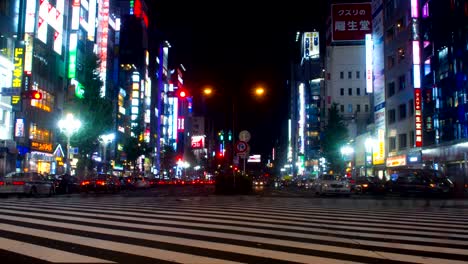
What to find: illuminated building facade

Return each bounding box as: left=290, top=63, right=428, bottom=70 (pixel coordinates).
left=117, top=0, right=153, bottom=174
left=417, top=0, right=468, bottom=182
left=288, top=31, right=323, bottom=178
left=5, top=0, right=71, bottom=175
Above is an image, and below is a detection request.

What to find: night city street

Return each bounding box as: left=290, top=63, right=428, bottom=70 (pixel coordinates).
left=2, top=0, right=468, bottom=263
left=0, top=187, right=467, bottom=264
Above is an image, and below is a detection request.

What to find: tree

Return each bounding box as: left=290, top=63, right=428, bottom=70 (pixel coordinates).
left=121, top=123, right=152, bottom=173
left=63, top=52, right=114, bottom=176
left=160, top=144, right=178, bottom=176
left=321, top=103, right=349, bottom=174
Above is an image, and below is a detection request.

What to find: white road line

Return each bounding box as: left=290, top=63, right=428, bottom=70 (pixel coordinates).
left=13, top=199, right=468, bottom=222
left=1, top=208, right=468, bottom=262
left=0, top=223, right=243, bottom=264
left=0, top=218, right=359, bottom=264
left=0, top=237, right=115, bottom=263
left=2, top=203, right=466, bottom=240
left=56, top=203, right=465, bottom=229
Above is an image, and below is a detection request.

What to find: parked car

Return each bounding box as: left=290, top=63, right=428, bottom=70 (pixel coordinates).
left=0, top=171, right=54, bottom=197
left=312, top=174, right=351, bottom=196
left=354, top=176, right=386, bottom=195
left=386, top=168, right=454, bottom=196
left=80, top=174, right=121, bottom=193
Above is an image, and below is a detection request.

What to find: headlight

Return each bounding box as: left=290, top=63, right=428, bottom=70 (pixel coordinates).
left=362, top=184, right=369, bottom=188
left=323, top=184, right=328, bottom=187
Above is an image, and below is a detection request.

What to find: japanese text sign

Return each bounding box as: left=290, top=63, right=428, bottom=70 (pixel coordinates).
left=414, top=88, right=423, bottom=147
left=332, top=3, right=372, bottom=42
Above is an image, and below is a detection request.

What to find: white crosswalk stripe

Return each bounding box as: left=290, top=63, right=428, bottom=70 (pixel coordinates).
left=0, top=196, right=466, bottom=264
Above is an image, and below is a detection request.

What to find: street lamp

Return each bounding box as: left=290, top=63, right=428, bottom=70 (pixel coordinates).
left=364, top=137, right=375, bottom=177
left=99, top=133, right=115, bottom=173
left=58, top=113, right=81, bottom=175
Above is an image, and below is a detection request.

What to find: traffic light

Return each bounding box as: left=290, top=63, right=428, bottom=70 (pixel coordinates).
left=177, top=89, right=188, bottom=98
left=21, top=90, right=43, bottom=100
left=218, top=130, right=224, bottom=141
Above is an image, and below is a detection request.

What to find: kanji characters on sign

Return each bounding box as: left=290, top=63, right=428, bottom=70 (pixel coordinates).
left=332, top=3, right=373, bottom=42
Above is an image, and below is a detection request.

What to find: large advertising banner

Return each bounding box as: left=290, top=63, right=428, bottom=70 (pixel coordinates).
left=331, top=3, right=372, bottom=42
left=372, top=0, right=385, bottom=165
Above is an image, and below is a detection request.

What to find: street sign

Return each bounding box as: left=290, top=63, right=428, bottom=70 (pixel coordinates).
left=237, top=152, right=247, bottom=158
left=0, top=88, right=21, bottom=96
left=239, top=130, right=251, bottom=142
left=235, top=141, right=248, bottom=153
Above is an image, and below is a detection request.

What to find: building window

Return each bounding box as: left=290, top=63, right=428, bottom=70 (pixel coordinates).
left=348, top=88, right=352, bottom=95
left=357, top=104, right=361, bottom=112
left=389, top=136, right=397, bottom=151
left=397, top=47, right=405, bottom=62
left=410, top=130, right=415, bottom=147
left=398, top=74, right=406, bottom=91
left=365, top=104, right=369, bottom=112
left=340, top=71, right=344, bottom=79
left=387, top=82, right=396, bottom=97
left=340, top=104, right=344, bottom=112
left=356, top=71, right=360, bottom=79
left=409, top=99, right=414, bottom=116
left=386, top=26, right=395, bottom=42
left=387, top=55, right=395, bottom=69
left=348, top=104, right=353, bottom=113
left=389, top=109, right=396, bottom=124
left=399, top=103, right=406, bottom=120
left=348, top=71, right=352, bottom=79
left=357, top=88, right=361, bottom=95
left=340, top=88, right=344, bottom=96
left=398, top=133, right=407, bottom=150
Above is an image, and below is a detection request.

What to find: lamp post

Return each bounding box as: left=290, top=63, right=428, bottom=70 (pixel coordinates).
left=58, top=113, right=81, bottom=175
left=99, top=133, right=115, bottom=173
left=364, top=137, right=374, bottom=177
left=202, top=85, right=266, bottom=189
left=340, top=145, right=354, bottom=176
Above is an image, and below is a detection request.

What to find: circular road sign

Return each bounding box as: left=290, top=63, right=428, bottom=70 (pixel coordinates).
left=239, top=130, right=251, bottom=142
left=235, top=141, right=248, bottom=153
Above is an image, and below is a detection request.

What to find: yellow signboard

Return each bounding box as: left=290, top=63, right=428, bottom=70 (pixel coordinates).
left=31, top=141, right=53, bottom=153
left=373, top=129, right=385, bottom=165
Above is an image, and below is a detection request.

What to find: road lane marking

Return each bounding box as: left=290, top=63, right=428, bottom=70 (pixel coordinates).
left=0, top=237, right=115, bottom=263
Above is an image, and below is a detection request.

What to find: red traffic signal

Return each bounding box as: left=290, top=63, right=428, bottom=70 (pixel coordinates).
left=21, top=90, right=43, bottom=100
left=177, top=89, right=188, bottom=98
left=31, top=91, right=42, bottom=100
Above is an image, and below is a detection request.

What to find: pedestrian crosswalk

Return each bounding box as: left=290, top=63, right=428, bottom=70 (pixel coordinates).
left=0, top=196, right=467, bottom=264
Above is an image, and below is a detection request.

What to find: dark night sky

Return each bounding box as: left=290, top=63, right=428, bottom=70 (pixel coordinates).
left=150, top=2, right=327, bottom=158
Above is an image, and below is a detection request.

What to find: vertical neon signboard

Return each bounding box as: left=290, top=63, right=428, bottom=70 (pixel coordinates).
left=365, top=34, right=373, bottom=93
left=68, top=33, right=78, bottom=78
left=298, top=83, right=305, bottom=154
left=411, top=0, right=422, bottom=147
left=37, top=0, right=48, bottom=43
left=97, top=0, right=110, bottom=97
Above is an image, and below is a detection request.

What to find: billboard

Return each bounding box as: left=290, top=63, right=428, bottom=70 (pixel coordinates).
left=331, top=3, right=372, bottom=42
left=191, top=136, right=205, bottom=149
left=303, top=32, right=320, bottom=59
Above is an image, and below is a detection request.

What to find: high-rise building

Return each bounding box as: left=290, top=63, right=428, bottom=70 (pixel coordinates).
left=323, top=1, right=374, bottom=176
left=417, top=0, right=468, bottom=185
left=117, top=0, right=153, bottom=174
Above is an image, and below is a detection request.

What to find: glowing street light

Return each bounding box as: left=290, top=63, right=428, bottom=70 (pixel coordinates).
left=254, top=87, right=265, bottom=96
left=58, top=113, right=81, bottom=175
left=203, top=87, right=213, bottom=95
left=99, top=133, right=115, bottom=173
